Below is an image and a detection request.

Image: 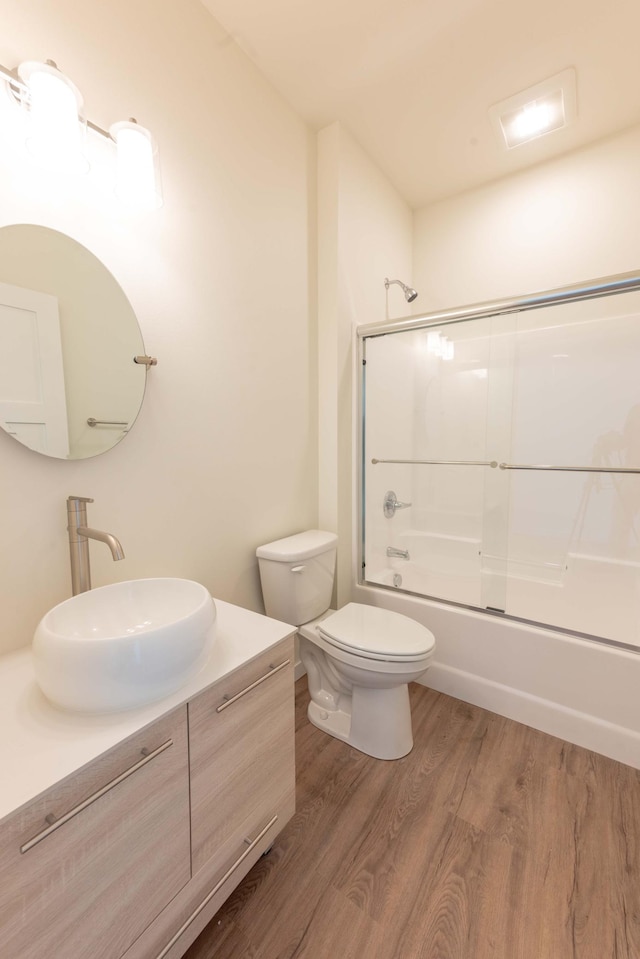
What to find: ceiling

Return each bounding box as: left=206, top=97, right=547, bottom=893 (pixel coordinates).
left=200, top=0, right=640, bottom=209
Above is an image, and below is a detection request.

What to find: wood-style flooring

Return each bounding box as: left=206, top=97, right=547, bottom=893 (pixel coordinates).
left=184, top=678, right=640, bottom=959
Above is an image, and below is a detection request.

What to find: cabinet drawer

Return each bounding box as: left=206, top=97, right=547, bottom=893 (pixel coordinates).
left=189, top=638, right=295, bottom=874
left=0, top=706, right=191, bottom=959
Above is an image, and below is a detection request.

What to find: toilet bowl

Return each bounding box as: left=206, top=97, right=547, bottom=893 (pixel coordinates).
left=256, top=530, right=436, bottom=760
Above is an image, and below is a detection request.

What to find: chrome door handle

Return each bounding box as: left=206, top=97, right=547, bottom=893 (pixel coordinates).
left=383, top=490, right=412, bottom=518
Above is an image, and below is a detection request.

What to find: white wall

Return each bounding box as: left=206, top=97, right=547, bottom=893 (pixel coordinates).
left=413, top=124, right=640, bottom=309
left=0, top=0, right=317, bottom=654
left=317, top=123, right=413, bottom=603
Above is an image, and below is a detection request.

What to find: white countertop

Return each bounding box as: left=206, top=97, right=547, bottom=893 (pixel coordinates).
left=0, top=599, right=295, bottom=824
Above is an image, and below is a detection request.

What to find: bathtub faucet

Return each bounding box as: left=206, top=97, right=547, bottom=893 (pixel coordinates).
left=386, top=546, right=410, bottom=560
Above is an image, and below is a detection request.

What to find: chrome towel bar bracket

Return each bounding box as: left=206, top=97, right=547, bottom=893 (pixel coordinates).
left=133, top=355, right=158, bottom=366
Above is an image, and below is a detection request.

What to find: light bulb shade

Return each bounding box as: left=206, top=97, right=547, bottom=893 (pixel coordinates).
left=110, top=120, right=162, bottom=211
left=18, top=61, right=88, bottom=173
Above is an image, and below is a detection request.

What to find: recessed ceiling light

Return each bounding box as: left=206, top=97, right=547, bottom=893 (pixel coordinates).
left=489, top=68, right=577, bottom=150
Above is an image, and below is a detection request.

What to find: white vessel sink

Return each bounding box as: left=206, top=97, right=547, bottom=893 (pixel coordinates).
left=33, top=578, right=216, bottom=713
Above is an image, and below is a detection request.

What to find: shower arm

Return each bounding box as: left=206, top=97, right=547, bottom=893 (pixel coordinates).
left=384, top=277, right=418, bottom=303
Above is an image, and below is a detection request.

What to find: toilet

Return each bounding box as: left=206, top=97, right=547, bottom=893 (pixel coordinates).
left=256, top=530, right=435, bottom=760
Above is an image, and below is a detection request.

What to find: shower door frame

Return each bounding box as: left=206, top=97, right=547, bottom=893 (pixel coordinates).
left=356, top=268, right=640, bottom=652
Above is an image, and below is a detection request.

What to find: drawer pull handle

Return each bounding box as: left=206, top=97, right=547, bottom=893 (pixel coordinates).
left=216, top=659, right=290, bottom=713
left=20, top=738, right=173, bottom=854
left=155, top=815, right=278, bottom=959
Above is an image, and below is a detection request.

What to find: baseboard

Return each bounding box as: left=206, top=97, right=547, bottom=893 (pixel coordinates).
left=294, top=658, right=306, bottom=682
left=420, top=662, right=640, bottom=770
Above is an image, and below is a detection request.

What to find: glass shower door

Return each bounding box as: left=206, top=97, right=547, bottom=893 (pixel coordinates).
left=500, top=293, right=640, bottom=646
left=361, top=284, right=640, bottom=648
left=362, top=316, right=510, bottom=612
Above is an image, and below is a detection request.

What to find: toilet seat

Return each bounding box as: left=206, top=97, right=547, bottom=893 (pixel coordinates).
left=318, top=603, right=435, bottom=663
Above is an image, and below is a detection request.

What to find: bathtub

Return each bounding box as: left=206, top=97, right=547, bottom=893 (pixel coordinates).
left=357, top=532, right=640, bottom=769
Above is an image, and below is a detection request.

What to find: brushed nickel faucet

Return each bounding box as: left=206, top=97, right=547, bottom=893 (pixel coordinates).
left=67, top=496, right=125, bottom=595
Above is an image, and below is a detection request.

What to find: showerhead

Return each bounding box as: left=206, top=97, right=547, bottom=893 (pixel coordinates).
left=384, top=277, right=418, bottom=303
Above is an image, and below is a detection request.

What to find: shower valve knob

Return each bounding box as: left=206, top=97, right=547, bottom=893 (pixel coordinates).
left=383, top=490, right=412, bottom=518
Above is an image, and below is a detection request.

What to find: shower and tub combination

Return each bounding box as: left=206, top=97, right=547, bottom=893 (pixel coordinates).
left=355, top=271, right=640, bottom=768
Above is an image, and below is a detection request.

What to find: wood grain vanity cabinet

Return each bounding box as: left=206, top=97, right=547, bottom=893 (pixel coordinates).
left=0, top=706, right=191, bottom=959
left=0, top=633, right=295, bottom=959
left=190, top=638, right=296, bottom=873
left=124, top=637, right=296, bottom=959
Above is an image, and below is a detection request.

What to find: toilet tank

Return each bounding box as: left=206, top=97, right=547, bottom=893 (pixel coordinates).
left=256, top=530, right=338, bottom=625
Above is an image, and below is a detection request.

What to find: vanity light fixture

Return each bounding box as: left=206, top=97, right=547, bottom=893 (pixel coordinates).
left=489, top=68, right=577, bottom=150
left=17, top=60, right=89, bottom=173
left=0, top=59, right=162, bottom=210
left=110, top=120, right=162, bottom=211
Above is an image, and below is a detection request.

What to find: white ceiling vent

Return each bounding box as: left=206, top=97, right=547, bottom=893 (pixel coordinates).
left=489, top=68, right=578, bottom=149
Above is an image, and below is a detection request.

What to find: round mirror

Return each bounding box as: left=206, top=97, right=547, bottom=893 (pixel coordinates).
left=0, top=224, right=147, bottom=459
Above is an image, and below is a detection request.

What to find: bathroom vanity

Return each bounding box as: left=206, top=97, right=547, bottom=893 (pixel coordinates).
left=0, top=601, right=296, bottom=959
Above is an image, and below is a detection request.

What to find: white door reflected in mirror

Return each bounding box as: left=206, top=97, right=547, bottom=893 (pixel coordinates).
left=0, top=281, right=69, bottom=456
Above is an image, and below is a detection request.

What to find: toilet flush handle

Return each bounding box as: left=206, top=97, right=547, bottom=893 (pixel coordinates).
left=290, top=565, right=306, bottom=573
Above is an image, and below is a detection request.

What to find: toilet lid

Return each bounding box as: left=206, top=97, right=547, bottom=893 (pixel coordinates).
left=317, top=603, right=435, bottom=662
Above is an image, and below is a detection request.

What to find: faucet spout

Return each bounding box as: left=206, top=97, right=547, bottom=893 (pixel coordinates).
left=386, top=546, right=410, bottom=560
left=67, top=496, right=125, bottom=595
left=76, top=527, right=125, bottom=561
